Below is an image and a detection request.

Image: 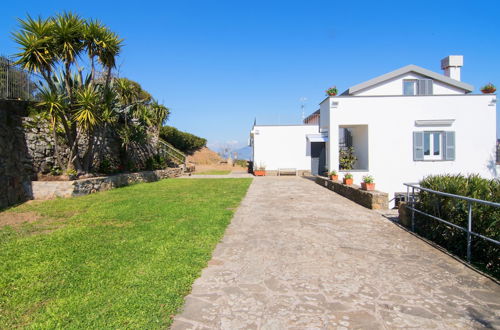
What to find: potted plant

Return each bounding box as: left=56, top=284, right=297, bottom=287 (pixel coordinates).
left=325, top=86, right=338, bottom=96
left=481, top=83, right=496, bottom=94
left=254, top=163, right=266, bottom=176
left=329, top=170, right=338, bottom=181
left=339, top=146, right=357, bottom=170
left=343, top=173, right=353, bottom=185
left=361, top=175, right=375, bottom=191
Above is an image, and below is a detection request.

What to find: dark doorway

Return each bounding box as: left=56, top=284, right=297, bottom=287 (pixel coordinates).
left=311, top=142, right=326, bottom=176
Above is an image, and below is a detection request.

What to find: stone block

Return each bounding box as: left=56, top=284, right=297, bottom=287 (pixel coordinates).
left=398, top=202, right=411, bottom=227
left=315, top=176, right=388, bottom=210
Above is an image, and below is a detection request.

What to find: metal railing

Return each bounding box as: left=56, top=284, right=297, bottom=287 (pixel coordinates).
left=0, top=56, right=39, bottom=100
left=158, top=139, right=186, bottom=164
left=404, top=183, right=500, bottom=263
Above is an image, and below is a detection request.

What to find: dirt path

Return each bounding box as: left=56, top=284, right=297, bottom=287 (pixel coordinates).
left=173, top=177, right=500, bottom=329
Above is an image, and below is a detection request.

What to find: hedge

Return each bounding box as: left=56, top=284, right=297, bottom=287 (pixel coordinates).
left=415, top=174, right=500, bottom=278
left=159, top=126, right=206, bottom=154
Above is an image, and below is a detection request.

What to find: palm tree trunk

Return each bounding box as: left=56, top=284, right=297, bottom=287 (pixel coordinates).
left=104, top=65, right=112, bottom=91
left=51, top=122, right=63, bottom=169
left=41, top=70, right=56, bottom=93
left=60, top=114, right=83, bottom=173
left=90, top=56, right=95, bottom=82
left=83, top=129, right=95, bottom=172
left=64, top=61, right=72, bottom=99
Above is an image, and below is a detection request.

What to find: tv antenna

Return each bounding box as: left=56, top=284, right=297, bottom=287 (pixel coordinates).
left=299, top=97, right=307, bottom=121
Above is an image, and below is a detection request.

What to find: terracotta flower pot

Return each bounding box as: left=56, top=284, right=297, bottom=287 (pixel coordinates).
left=343, top=178, right=353, bottom=185
left=361, top=182, right=375, bottom=191
left=254, top=170, right=266, bottom=176
left=481, top=88, right=496, bottom=94
left=330, top=175, right=338, bottom=181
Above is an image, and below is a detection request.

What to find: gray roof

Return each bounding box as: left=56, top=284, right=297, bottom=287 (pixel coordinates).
left=342, top=64, right=474, bottom=95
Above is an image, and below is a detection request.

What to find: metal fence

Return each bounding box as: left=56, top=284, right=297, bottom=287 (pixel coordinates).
left=404, top=183, right=500, bottom=264
left=158, top=139, right=187, bottom=165
left=0, top=56, right=39, bottom=100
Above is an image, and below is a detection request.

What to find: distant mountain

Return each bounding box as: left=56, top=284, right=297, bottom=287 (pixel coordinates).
left=233, top=146, right=252, bottom=160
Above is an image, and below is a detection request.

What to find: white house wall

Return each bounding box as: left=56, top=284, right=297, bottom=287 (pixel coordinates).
left=319, top=100, right=330, bottom=133
left=325, top=94, right=497, bottom=204
left=353, top=72, right=465, bottom=96
left=252, top=125, right=320, bottom=171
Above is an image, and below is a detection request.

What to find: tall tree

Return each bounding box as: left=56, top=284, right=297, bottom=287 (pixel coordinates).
left=13, top=12, right=169, bottom=175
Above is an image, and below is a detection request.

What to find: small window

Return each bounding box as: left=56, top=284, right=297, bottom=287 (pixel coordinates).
left=403, top=79, right=434, bottom=95
left=403, top=80, right=417, bottom=95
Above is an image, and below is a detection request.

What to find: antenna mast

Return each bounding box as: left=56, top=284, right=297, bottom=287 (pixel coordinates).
left=299, top=97, right=307, bottom=122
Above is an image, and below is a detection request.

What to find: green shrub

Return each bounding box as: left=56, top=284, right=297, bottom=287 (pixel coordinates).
left=159, top=126, right=206, bottom=154
left=415, top=174, right=500, bottom=278
left=50, top=166, right=63, bottom=176
left=98, top=159, right=115, bottom=174
left=145, top=154, right=168, bottom=171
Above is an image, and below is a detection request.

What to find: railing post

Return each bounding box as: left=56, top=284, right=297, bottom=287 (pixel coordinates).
left=467, top=201, right=472, bottom=263
left=411, top=186, right=415, bottom=232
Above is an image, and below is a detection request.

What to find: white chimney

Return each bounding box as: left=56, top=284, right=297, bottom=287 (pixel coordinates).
left=441, top=55, right=463, bottom=81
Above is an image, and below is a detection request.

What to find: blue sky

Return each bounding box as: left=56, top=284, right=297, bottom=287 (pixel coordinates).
left=1, top=0, right=499, bottom=151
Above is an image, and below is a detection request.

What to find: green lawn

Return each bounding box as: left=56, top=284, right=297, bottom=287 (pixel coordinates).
left=193, top=170, right=231, bottom=175
left=0, top=178, right=251, bottom=328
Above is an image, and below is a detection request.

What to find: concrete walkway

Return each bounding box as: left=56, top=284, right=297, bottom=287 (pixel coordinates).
left=172, top=177, right=500, bottom=329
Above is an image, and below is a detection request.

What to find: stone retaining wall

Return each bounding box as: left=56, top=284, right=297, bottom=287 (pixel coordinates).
left=32, top=167, right=183, bottom=200
left=0, top=100, right=32, bottom=209
left=315, top=176, right=388, bottom=210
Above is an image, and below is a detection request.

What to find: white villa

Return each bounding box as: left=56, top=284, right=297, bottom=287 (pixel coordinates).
left=250, top=55, right=498, bottom=206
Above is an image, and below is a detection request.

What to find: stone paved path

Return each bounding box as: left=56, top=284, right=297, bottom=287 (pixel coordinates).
left=172, top=177, right=500, bottom=329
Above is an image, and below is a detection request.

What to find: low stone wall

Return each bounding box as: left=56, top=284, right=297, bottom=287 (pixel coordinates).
left=315, top=176, right=388, bottom=210
left=32, top=168, right=183, bottom=200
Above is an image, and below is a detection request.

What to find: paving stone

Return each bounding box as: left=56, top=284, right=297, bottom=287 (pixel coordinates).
left=172, top=177, right=500, bottom=329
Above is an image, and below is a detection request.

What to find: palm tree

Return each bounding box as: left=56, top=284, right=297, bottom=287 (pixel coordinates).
left=75, top=84, right=102, bottom=171
left=150, top=100, right=170, bottom=128
left=12, top=15, right=55, bottom=89
left=97, top=29, right=123, bottom=91
left=51, top=12, right=85, bottom=98
left=83, top=19, right=105, bottom=82
left=37, top=86, right=66, bottom=168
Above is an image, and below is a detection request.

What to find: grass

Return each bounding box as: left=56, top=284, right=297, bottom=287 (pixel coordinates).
left=193, top=170, right=231, bottom=175
left=0, top=178, right=252, bottom=328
